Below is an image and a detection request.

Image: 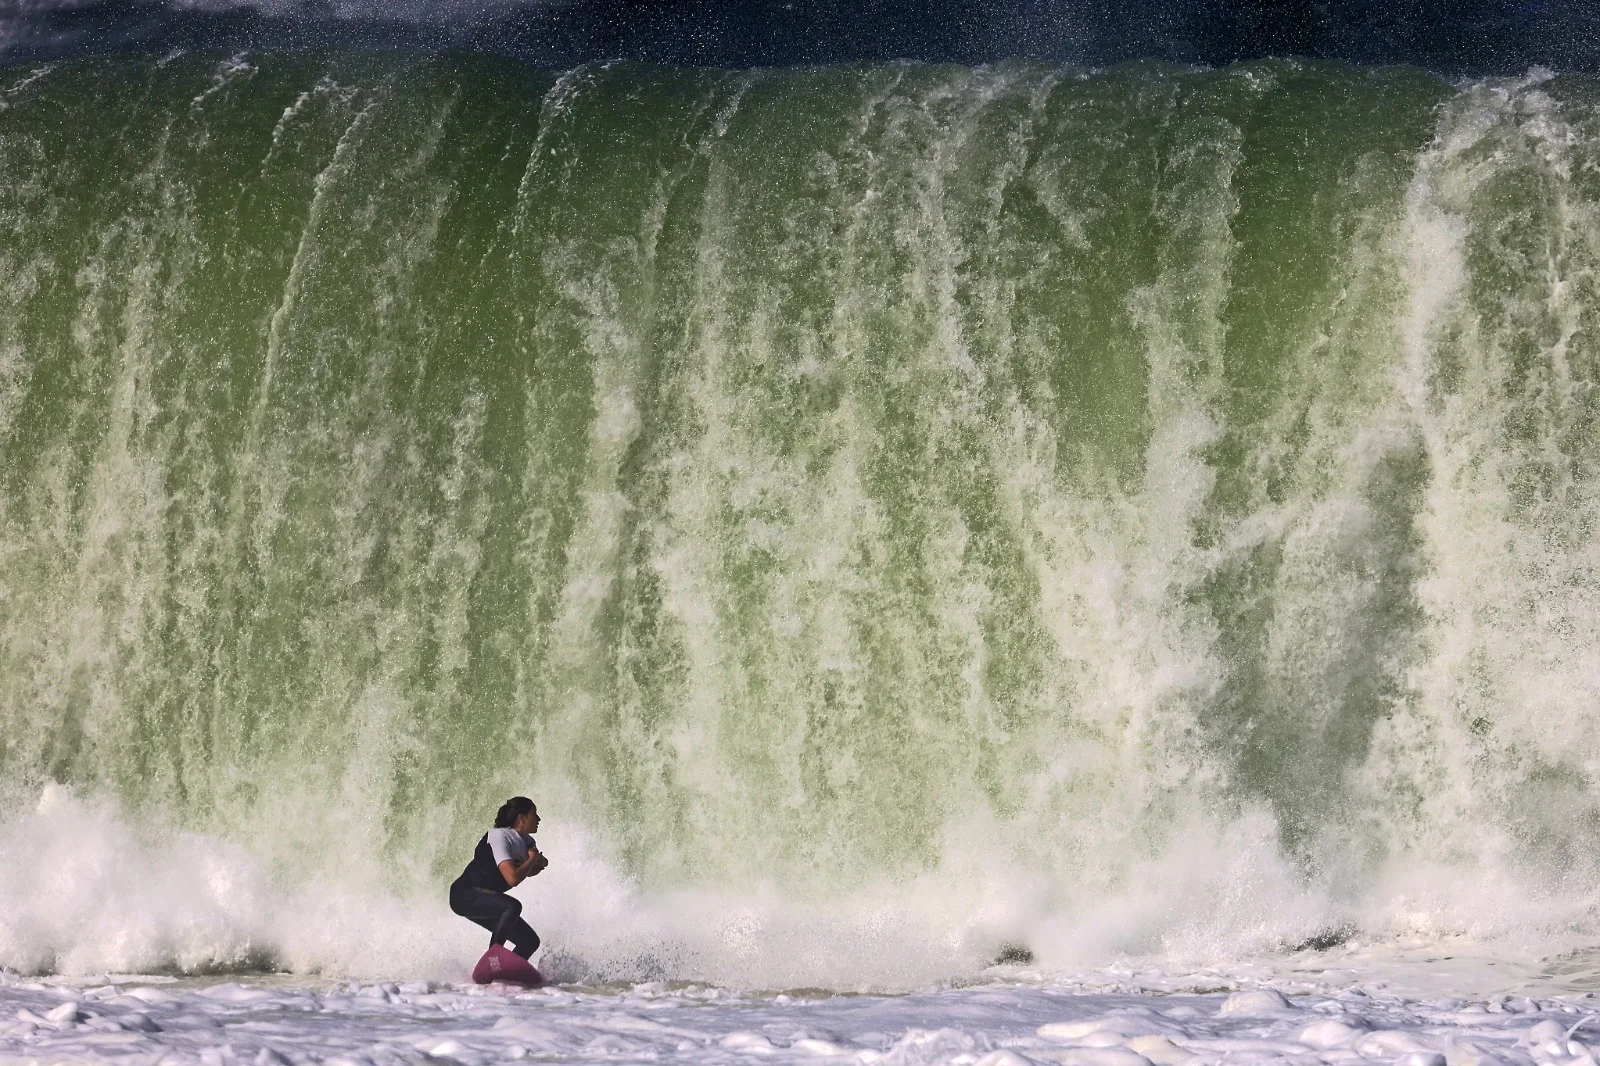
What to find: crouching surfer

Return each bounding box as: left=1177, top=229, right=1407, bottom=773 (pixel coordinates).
left=450, top=796, right=548, bottom=962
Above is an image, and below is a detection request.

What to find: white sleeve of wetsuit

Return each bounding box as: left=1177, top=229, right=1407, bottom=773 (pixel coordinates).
left=487, top=827, right=526, bottom=866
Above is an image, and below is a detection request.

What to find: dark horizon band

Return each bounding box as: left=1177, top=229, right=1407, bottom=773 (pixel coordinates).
left=2, top=0, right=1596, bottom=75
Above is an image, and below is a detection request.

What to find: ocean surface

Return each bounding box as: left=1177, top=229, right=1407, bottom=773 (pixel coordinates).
left=0, top=47, right=1597, bottom=1065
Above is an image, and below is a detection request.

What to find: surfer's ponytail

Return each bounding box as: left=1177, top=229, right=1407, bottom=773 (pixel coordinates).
left=494, top=796, right=535, bottom=829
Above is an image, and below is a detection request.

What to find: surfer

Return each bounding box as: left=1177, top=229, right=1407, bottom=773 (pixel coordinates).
left=449, top=797, right=548, bottom=959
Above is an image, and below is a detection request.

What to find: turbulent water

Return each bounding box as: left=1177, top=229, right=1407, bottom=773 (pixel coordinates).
left=0, top=52, right=1596, bottom=988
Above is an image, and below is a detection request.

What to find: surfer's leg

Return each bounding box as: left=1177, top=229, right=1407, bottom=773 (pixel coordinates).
left=449, top=883, right=521, bottom=946
left=486, top=894, right=541, bottom=957
left=502, top=915, right=540, bottom=959
left=448, top=884, right=541, bottom=961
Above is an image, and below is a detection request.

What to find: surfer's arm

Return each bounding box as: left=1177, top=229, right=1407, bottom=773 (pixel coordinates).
left=499, top=850, right=546, bottom=887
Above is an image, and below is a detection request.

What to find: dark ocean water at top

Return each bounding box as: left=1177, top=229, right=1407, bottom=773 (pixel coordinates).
left=2, top=0, right=1598, bottom=73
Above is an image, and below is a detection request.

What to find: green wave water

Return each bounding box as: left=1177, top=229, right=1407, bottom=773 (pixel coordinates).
left=0, top=53, right=1596, bottom=983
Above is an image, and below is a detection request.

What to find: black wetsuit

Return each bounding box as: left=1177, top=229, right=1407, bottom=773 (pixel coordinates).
left=449, top=834, right=541, bottom=958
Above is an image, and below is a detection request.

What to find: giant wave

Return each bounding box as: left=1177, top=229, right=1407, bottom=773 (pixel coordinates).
left=0, top=53, right=1596, bottom=987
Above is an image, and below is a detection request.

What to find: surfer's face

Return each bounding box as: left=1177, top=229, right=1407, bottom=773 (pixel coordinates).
left=514, top=808, right=540, bottom=835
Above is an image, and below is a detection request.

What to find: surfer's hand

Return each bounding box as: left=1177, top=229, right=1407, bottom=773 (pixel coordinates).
left=515, top=850, right=546, bottom=879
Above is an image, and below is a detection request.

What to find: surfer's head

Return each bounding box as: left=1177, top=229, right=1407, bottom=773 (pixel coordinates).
left=495, top=796, right=539, bottom=834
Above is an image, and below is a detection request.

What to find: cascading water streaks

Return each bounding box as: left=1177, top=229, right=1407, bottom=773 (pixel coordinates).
left=1370, top=70, right=1600, bottom=935
left=0, top=52, right=1596, bottom=988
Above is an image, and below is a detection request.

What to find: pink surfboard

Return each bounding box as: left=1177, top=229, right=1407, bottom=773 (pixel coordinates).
left=472, top=945, right=545, bottom=987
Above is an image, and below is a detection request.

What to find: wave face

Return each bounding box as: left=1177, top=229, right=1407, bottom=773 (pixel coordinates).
left=0, top=53, right=1597, bottom=986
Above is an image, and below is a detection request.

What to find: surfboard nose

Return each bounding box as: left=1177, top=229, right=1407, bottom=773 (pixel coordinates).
left=473, top=946, right=545, bottom=987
